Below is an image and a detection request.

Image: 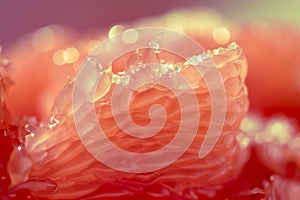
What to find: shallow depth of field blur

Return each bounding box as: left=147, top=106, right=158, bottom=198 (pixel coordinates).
left=1, top=0, right=300, bottom=199
left=1, top=0, right=300, bottom=46
left=1, top=0, right=300, bottom=121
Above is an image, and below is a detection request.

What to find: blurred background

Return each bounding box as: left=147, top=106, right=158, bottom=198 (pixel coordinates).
left=1, top=0, right=300, bottom=122
left=1, top=0, right=300, bottom=47
left=1, top=2, right=300, bottom=199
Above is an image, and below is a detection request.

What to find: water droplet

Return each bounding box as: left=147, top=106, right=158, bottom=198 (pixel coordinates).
left=187, top=56, right=199, bottom=66
left=112, top=74, right=121, bottom=84
left=87, top=57, right=103, bottom=73
left=227, top=42, right=238, bottom=50
left=48, top=116, right=60, bottom=129
left=160, top=64, right=169, bottom=74
left=173, top=64, right=181, bottom=72
left=217, top=47, right=225, bottom=54
left=213, top=49, right=219, bottom=55
left=197, top=55, right=203, bottom=63
left=200, top=52, right=210, bottom=61
left=25, top=125, right=33, bottom=134
left=123, top=75, right=131, bottom=86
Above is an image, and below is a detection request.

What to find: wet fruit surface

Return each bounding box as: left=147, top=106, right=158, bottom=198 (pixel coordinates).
left=1, top=10, right=300, bottom=200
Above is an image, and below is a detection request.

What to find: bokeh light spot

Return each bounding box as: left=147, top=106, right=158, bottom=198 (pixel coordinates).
left=33, top=27, right=56, bottom=52
left=213, top=27, right=231, bottom=44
